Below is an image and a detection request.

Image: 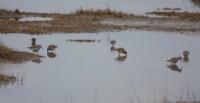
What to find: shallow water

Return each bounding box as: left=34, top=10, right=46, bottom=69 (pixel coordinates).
left=0, top=31, right=200, bottom=103
left=0, top=0, right=200, bottom=14
left=19, top=17, right=52, bottom=21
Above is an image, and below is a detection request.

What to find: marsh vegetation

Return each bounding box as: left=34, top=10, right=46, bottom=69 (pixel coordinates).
left=0, top=41, right=43, bottom=63
left=1, top=8, right=200, bottom=34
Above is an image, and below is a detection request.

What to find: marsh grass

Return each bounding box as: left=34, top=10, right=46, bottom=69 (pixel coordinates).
left=0, top=73, right=17, bottom=88
left=0, top=73, right=16, bottom=83
left=1, top=8, right=200, bottom=34
left=0, top=9, right=123, bottom=34
left=0, top=41, right=43, bottom=62
left=0, top=73, right=24, bottom=88
left=72, top=8, right=134, bottom=18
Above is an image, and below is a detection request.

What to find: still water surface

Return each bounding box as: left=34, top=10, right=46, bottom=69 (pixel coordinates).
left=0, top=0, right=200, bottom=14
left=0, top=31, right=200, bottom=103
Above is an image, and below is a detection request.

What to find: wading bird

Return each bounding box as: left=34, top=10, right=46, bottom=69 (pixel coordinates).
left=47, top=45, right=58, bottom=52
left=166, top=56, right=182, bottom=64
left=183, top=50, right=190, bottom=58
left=183, top=50, right=190, bottom=63
left=115, top=47, right=127, bottom=56
left=31, top=38, right=36, bottom=46
left=28, top=45, right=43, bottom=53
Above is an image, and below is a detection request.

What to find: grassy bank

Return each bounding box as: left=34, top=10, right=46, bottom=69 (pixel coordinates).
left=0, top=41, right=43, bottom=63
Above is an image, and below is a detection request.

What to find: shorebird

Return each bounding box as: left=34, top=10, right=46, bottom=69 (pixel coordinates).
left=183, top=50, right=190, bottom=58
left=28, top=45, right=43, bottom=53
left=110, top=45, right=116, bottom=52
left=182, top=50, right=190, bottom=63
left=166, top=56, right=182, bottom=64
left=31, top=38, right=36, bottom=46
left=110, top=40, right=116, bottom=46
left=115, top=47, right=127, bottom=56
left=47, top=45, right=58, bottom=52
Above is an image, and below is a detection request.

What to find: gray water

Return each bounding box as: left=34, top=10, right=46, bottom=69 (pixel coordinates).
left=1, top=0, right=200, bottom=102
left=0, top=31, right=200, bottom=103
left=0, top=0, right=200, bottom=15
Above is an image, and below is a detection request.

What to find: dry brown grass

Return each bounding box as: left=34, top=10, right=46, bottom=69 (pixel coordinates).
left=0, top=9, right=124, bottom=34
left=0, top=73, right=16, bottom=82
left=0, top=73, right=18, bottom=87
left=0, top=41, right=43, bottom=62
left=72, top=8, right=134, bottom=18
left=1, top=9, right=200, bottom=34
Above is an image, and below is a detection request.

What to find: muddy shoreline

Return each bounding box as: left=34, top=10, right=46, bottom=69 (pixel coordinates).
left=0, top=9, right=200, bottom=34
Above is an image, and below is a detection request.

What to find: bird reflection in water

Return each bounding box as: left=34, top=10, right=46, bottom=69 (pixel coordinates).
left=47, top=52, right=57, bottom=58
left=166, top=64, right=182, bottom=73
left=0, top=73, right=24, bottom=88
left=115, top=55, right=127, bottom=62
left=31, top=58, right=43, bottom=64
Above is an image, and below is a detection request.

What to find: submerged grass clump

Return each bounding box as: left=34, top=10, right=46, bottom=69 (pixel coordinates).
left=66, top=39, right=100, bottom=43
left=0, top=73, right=16, bottom=82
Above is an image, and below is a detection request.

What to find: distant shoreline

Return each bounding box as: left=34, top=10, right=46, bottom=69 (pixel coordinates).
left=0, top=8, right=200, bottom=34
